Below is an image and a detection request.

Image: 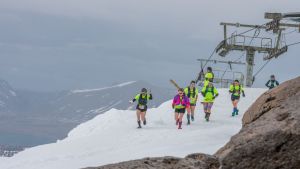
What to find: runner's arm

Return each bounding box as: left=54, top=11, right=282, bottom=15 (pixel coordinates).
left=265, top=80, right=270, bottom=88
left=132, top=94, right=140, bottom=102
left=229, top=85, right=234, bottom=93
left=201, top=87, right=206, bottom=96
left=148, top=94, right=153, bottom=100
left=241, top=87, right=245, bottom=97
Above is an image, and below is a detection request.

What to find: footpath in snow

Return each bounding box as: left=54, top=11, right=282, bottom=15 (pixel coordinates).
left=0, top=88, right=266, bottom=169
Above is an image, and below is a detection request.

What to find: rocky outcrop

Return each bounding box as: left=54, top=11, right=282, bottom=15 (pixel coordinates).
left=86, top=76, right=300, bottom=169
left=85, top=153, right=220, bottom=169
left=216, top=76, right=300, bottom=169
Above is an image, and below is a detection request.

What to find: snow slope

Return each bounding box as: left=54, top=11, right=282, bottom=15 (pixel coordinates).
left=0, top=88, right=266, bottom=169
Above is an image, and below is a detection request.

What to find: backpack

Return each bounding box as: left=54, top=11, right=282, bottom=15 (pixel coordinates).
left=138, top=94, right=148, bottom=105
left=270, top=80, right=278, bottom=87
left=187, top=87, right=196, bottom=98
left=232, top=85, right=241, bottom=94
left=204, top=86, right=215, bottom=96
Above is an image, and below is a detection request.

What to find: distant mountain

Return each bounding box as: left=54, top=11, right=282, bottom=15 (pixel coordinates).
left=0, top=145, right=23, bottom=157
left=0, top=79, right=19, bottom=113
left=49, top=81, right=173, bottom=123
left=0, top=80, right=174, bottom=155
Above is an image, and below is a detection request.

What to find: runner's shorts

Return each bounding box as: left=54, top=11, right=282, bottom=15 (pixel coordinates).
left=175, top=108, right=186, bottom=114
left=136, top=105, right=147, bottom=112
left=231, top=95, right=240, bottom=101
left=190, top=103, right=196, bottom=106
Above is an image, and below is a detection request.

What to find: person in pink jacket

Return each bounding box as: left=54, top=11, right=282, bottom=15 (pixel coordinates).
left=172, top=88, right=190, bottom=129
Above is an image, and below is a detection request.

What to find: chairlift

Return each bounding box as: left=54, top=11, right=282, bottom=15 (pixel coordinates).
left=196, top=59, right=245, bottom=88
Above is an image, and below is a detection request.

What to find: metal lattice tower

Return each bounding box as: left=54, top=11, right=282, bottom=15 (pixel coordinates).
left=215, top=12, right=300, bottom=87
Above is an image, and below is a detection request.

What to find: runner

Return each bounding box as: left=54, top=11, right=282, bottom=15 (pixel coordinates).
left=184, top=81, right=198, bottom=124
left=130, top=88, right=153, bottom=128
left=229, top=80, right=245, bottom=117
left=172, top=88, right=190, bottom=129
left=265, top=75, right=279, bottom=89
left=201, top=82, right=218, bottom=121
left=204, top=67, right=214, bottom=87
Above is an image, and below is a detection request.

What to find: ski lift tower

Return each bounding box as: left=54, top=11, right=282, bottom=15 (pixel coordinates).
left=215, top=12, right=300, bottom=87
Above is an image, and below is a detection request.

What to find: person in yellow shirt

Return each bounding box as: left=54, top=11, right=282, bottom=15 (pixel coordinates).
left=184, top=81, right=199, bottom=124
left=204, top=67, right=214, bottom=87
left=229, top=80, right=245, bottom=117
left=201, top=82, right=218, bottom=121
left=130, top=88, right=153, bottom=128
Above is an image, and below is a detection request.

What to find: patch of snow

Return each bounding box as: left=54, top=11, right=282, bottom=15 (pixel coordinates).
left=71, top=81, right=136, bottom=94
left=0, top=88, right=266, bottom=169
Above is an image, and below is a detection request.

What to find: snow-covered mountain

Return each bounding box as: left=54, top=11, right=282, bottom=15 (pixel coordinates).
left=0, top=79, right=18, bottom=113
left=0, top=80, right=173, bottom=149
left=48, top=81, right=173, bottom=123
left=0, top=88, right=266, bottom=169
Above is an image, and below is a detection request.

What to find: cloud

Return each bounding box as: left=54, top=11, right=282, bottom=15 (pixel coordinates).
left=0, top=0, right=299, bottom=90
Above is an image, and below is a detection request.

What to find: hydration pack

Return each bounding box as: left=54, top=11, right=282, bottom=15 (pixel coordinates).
left=138, top=94, right=148, bottom=105
left=204, top=87, right=215, bottom=96
left=187, top=87, right=196, bottom=98
left=233, top=85, right=241, bottom=94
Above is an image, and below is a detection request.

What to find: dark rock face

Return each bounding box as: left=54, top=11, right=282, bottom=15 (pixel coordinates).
left=85, top=153, right=220, bottom=169
left=216, top=76, right=300, bottom=169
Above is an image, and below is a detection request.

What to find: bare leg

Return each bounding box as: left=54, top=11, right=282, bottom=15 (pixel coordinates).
left=186, top=106, right=191, bottom=124
left=141, top=111, right=146, bottom=122
left=234, top=100, right=239, bottom=115
left=178, top=113, right=184, bottom=129
left=136, top=110, right=142, bottom=128
left=191, top=106, right=196, bottom=117
left=234, top=100, right=239, bottom=108
left=175, top=112, right=179, bottom=121
left=203, top=103, right=208, bottom=114
left=136, top=110, right=141, bottom=121
left=179, top=113, right=184, bottom=122
left=232, top=100, right=239, bottom=116
left=175, top=112, right=180, bottom=125
left=209, top=103, right=214, bottom=113
left=203, top=103, right=209, bottom=121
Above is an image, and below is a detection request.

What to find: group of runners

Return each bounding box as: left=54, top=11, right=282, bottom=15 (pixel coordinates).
left=130, top=68, right=279, bottom=129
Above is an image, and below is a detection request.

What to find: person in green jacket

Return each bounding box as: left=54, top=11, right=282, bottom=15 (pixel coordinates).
left=229, top=80, right=245, bottom=117
left=265, top=75, right=279, bottom=89
left=201, top=82, right=218, bottom=121
left=184, top=81, right=199, bottom=124
left=130, top=88, right=153, bottom=128
left=203, top=67, right=214, bottom=87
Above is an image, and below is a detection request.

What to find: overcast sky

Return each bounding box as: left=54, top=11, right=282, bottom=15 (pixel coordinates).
left=0, top=0, right=299, bottom=91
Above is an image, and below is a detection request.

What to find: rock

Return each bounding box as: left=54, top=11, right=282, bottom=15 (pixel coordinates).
left=84, top=153, right=220, bottom=169
left=216, top=76, right=300, bottom=169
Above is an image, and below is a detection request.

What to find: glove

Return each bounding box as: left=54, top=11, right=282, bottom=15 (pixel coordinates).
left=129, top=100, right=134, bottom=104
left=172, top=104, right=175, bottom=109
left=212, top=96, right=215, bottom=99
